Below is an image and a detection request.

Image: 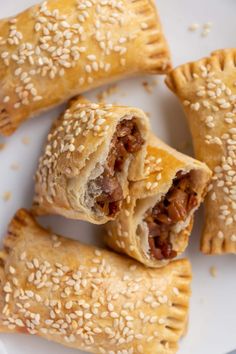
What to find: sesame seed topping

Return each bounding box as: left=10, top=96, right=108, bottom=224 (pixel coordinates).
left=231, top=234, right=236, bottom=242
left=9, top=266, right=16, bottom=274
left=217, top=231, right=224, bottom=239
left=0, top=0, right=132, bottom=111
left=3, top=96, right=10, bottom=103
left=188, top=23, right=200, bottom=32
left=180, top=58, right=236, bottom=247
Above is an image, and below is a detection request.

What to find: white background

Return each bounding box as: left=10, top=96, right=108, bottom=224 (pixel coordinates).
left=0, top=1, right=236, bottom=353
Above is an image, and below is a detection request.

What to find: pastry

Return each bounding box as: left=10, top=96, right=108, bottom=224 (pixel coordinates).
left=106, top=133, right=211, bottom=267
left=0, top=209, right=192, bottom=354
left=33, top=97, right=149, bottom=224
left=166, top=48, right=236, bottom=255
left=0, top=0, right=171, bottom=136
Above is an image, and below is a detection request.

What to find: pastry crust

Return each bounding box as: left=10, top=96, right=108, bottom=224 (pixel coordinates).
left=33, top=97, right=149, bottom=224
left=0, top=209, right=192, bottom=354
left=105, top=133, right=211, bottom=267
left=166, top=48, right=236, bottom=255
left=0, top=0, right=171, bottom=136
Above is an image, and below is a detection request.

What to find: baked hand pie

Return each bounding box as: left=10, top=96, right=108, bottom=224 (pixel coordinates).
left=0, top=0, right=171, bottom=136
left=166, top=48, right=236, bottom=255
left=33, top=97, right=149, bottom=224
left=106, top=133, right=211, bottom=267
left=0, top=209, right=192, bottom=354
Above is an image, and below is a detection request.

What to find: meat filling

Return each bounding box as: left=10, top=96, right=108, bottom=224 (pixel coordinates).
left=94, top=118, right=144, bottom=216
left=145, top=172, right=198, bottom=261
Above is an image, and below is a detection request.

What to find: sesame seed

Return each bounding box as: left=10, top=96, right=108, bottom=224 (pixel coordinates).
left=15, top=319, right=24, bottom=327
left=20, top=252, right=26, bottom=260
left=3, top=96, right=10, bottom=103
left=173, top=287, right=180, bottom=295
left=9, top=266, right=16, bottom=274
left=78, top=145, right=85, bottom=153
left=2, top=191, right=12, bottom=202
left=231, top=235, right=236, bottom=242
left=87, top=54, right=96, bottom=61
left=108, top=303, right=114, bottom=311
left=188, top=23, right=200, bottom=32
left=141, top=22, right=148, bottom=29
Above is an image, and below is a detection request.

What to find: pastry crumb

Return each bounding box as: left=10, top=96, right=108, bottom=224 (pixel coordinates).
left=145, top=112, right=151, bottom=118
left=0, top=143, right=6, bottom=150
left=10, top=163, right=20, bottom=171
left=21, top=136, right=31, bottom=145
left=96, top=84, right=118, bottom=102
left=209, top=266, right=217, bottom=278
left=2, top=191, right=12, bottom=202
left=142, top=79, right=157, bottom=94
left=188, top=23, right=200, bottom=32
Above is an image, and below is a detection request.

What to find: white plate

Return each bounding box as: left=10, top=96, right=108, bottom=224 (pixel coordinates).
left=0, top=1, right=236, bottom=354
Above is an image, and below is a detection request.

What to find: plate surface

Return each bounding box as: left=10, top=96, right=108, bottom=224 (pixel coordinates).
left=0, top=1, right=236, bottom=354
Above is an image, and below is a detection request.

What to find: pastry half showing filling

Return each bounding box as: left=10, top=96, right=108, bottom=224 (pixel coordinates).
left=87, top=118, right=144, bottom=217
left=105, top=133, right=212, bottom=266
left=33, top=100, right=150, bottom=224
left=139, top=171, right=198, bottom=261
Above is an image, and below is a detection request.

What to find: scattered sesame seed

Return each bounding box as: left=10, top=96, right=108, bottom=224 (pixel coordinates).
left=188, top=23, right=200, bottom=32
left=201, top=28, right=210, bottom=37
left=10, top=163, right=20, bottom=171
left=21, top=136, right=30, bottom=145
left=209, top=266, right=217, bottom=278
left=2, top=191, right=12, bottom=202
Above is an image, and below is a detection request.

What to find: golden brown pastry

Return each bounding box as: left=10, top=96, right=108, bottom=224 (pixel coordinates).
left=0, top=209, right=192, bottom=354
left=166, top=49, right=236, bottom=255
left=0, top=0, right=171, bottom=136
left=106, top=134, right=211, bottom=267
left=33, top=97, right=149, bottom=224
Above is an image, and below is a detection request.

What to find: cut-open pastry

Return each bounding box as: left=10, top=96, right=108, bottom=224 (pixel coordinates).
left=0, top=0, right=171, bottom=136
left=33, top=98, right=149, bottom=224
left=0, top=209, right=192, bottom=354
left=166, top=48, right=236, bottom=255
left=106, top=134, right=211, bottom=267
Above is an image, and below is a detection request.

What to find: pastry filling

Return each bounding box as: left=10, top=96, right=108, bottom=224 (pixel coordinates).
left=93, top=118, right=144, bottom=216
left=145, top=172, right=198, bottom=260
